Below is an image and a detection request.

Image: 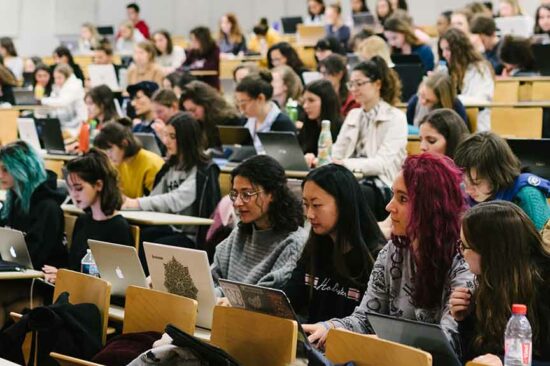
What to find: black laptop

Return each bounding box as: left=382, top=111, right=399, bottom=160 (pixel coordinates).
left=257, top=132, right=309, bottom=171
left=507, top=138, right=550, bottom=180
left=352, top=12, right=376, bottom=29
left=532, top=44, right=550, bottom=76
left=13, top=88, right=39, bottom=106
left=394, top=63, right=425, bottom=102
left=218, top=126, right=256, bottom=163
left=281, top=16, right=303, bottom=34
left=34, top=118, right=68, bottom=155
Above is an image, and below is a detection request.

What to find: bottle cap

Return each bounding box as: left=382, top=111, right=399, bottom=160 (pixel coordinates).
left=86, top=249, right=92, bottom=253
left=512, top=304, right=527, bottom=315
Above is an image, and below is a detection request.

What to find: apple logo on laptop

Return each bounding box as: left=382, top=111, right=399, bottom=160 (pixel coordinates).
left=9, top=246, right=17, bottom=258
left=115, top=266, right=125, bottom=279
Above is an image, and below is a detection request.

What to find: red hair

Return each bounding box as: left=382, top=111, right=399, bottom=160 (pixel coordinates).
left=402, top=153, right=465, bottom=308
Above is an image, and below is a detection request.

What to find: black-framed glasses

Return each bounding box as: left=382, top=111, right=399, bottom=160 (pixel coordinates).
left=346, top=79, right=372, bottom=90
left=229, top=190, right=263, bottom=203
left=457, top=238, right=471, bottom=253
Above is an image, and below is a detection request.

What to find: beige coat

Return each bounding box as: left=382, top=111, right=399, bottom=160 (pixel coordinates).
left=332, top=101, right=408, bottom=187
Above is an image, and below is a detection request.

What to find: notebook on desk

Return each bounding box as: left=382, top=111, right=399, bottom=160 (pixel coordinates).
left=0, top=227, right=34, bottom=270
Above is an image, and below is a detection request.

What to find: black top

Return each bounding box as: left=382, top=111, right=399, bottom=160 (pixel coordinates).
left=298, top=119, right=341, bottom=155
left=271, top=112, right=297, bottom=132
left=69, top=213, right=133, bottom=271
left=0, top=170, right=66, bottom=269
left=283, top=241, right=368, bottom=323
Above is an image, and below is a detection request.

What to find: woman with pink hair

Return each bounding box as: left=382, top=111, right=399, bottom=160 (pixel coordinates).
left=303, top=153, right=475, bottom=353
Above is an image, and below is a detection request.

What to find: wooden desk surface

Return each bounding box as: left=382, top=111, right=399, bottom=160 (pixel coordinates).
left=190, top=70, right=219, bottom=76
left=496, top=76, right=550, bottom=82
left=108, top=305, right=211, bottom=341
left=62, top=204, right=213, bottom=226
left=0, top=269, right=44, bottom=280
left=42, top=153, right=79, bottom=161
left=397, top=101, right=550, bottom=109
left=2, top=105, right=53, bottom=111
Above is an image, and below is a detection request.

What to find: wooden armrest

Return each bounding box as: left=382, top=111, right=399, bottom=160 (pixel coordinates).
left=49, top=352, right=103, bottom=366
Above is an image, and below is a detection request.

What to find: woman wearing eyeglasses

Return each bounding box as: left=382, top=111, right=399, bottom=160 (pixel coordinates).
left=211, top=155, right=307, bottom=300
left=303, top=154, right=474, bottom=352
left=450, top=201, right=550, bottom=365
left=330, top=56, right=407, bottom=220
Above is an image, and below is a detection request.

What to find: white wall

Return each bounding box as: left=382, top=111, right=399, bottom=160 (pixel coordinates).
left=3, top=0, right=542, bottom=57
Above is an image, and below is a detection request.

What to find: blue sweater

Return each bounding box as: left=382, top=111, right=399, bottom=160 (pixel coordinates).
left=406, top=94, right=470, bottom=130
left=412, top=44, right=435, bottom=72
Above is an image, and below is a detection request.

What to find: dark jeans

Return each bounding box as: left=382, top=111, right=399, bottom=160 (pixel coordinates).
left=139, top=226, right=196, bottom=276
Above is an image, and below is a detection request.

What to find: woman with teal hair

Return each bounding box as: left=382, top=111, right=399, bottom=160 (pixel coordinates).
left=0, top=141, right=67, bottom=269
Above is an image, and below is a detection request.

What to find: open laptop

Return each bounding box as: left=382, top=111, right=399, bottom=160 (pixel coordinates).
left=495, top=16, right=533, bottom=38
left=134, top=132, right=162, bottom=156
left=88, top=240, right=148, bottom=297
left=0, top=228, right=34, bottom=269
left=281, top=16, right=303, bottom=34
left=257, top=132, right=309, bottom=171
left=144, top=242, right=217, bottom=329
left=88, top=64, right=121, bottom=91
left=302, top=71, right=323, bottom=85
left=34, top=118, right=71, bottom=155
left=352, top=12, right=377, bottom=29
left=13, top=88, right=39, bottom=106
left=17, top=118, right=42, bottom=152
left=297, top=24, right=326, bottom=47
left=532, top=44, right=550, bottom=76
left=507, top=138, right=550, bottom=180
left=219, top=279, right=310, bottom=356
left=366, top=312, right=461, bottom=366
left=218, top=126, right=256, bottom=163
left=393, top=63, right=425, bottom=101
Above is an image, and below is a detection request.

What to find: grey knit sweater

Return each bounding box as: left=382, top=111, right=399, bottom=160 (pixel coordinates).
left=211, top=225, right=307, bottom=297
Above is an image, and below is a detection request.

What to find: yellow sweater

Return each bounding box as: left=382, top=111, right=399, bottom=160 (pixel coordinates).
left=118, top=149, right=164, bottom=198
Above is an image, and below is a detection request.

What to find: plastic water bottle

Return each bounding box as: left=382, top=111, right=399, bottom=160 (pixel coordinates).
left=81, top=249, right=99, bottom=277
left=317, top=120, right=333, bottom=166
left=437, top=60, right=448, bottom=75
left=504, top=304, right=532, bottom=366
left=285, top=98, right=299, bottom=124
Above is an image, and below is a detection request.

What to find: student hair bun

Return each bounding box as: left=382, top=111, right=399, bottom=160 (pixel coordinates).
left=258, top=69, right=273, bottom=83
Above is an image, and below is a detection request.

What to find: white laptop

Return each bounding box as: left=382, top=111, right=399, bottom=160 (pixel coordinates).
left=144, top=242, right=216, bottom=329
left=88, top=240, right=148, bottom=297
left=0, top=227, right=34, bottom=269
left=17, top=118, right=42, bottom=152
left=495, top=16, right=534, bottom=38
left=302, top=71, right=323, bottom=85
left=88, top=64, right=120, bottom=91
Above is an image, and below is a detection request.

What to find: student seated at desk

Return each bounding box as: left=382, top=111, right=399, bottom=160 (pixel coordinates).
left=41, top=64, right=87, bottom=137
left=179, top=26, right=220, bottom=90
left=470, top=15, right=503, bottom=75
left=324, top=3, right=351, bottom=50
left=152, top=30, right=186, bottom=74
left=116, top=20, right=145, bottom=56
left=127, top=81, right=165, bottom=153
left=303, top=154, right=475, bottom=349
left=42, top=149, right=133, bottom=283
left=212, top=155, right=307, bottom=299
left=284, top=164, right=385, bottom=323
left=180, top=80, right=245, bottom=151
left=330, top=57, right=407, bottom=220
left=299, top=79, right=342, bottom=156
left=0, top=37, right=23, bottom=81
left=534, top=4, right=550, bottom=36
left=247, top=18, right=281, bottom=56
left=93, top=41, right=121, bottom=82
left=418, top=109, right=470, bottom=159
left=267, top=42, right=310, bottom=85
left=123, top=112, right=217, bottom=247
left=235, top=71, right=296, bottom=153
left=32, top=64, right=53, bottom=100
left=498, top=35, right=539, bottom=77
left=440, top=28, right=494, bottom=132
left=127, top=41, right=165, bottom=86
left=450, top=201, right=550, bottom=365
left=318, top=54, right=360, bottom=118
left=455, top=132, right=550, bottom=231
left=306, top=0, right=325, bottom=25
left=271, top=65, right=303, bottom=110
left=78, top=22, right=101, bottom=54
left=0, top=55, right=17, bottom=105
left=384, top=15, right=435, bottom=72
left=218, top=13, right=247, bottom=56
left=0, top=141, right=66, bottom=270
left=51, top=46, right=85, bottom=82
left=94, top=121, right=164, bottom=199
left=406, top=71, right=468, bottom=128
left=150, top=88, right=180, bottom=138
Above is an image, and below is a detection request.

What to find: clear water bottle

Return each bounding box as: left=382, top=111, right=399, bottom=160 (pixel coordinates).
left=317, top=120, right=333, bottom=166
left=437, top=60, right=448, bottom=75
left=285, top=98, right=299, bottom=124
left=504, top=304, right=532, bottom=366
left=81, top=249, right=99, bottom=277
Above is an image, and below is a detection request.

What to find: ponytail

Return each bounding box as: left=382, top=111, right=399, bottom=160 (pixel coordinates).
left=353, top=56, right=401, bottom=106
left=236, top=69, right=274, bottom=100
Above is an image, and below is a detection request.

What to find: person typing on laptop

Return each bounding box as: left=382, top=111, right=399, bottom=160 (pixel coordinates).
left=303, top=154, right=474, bottom=353
left=211, top=155, right=307, bottom=302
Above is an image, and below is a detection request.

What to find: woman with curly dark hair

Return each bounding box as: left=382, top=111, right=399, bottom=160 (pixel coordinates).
left=180, top=26, right=220, bottom=89
left=267, top=42, right=310, bottom=84
left=303, top=153, right=474, bottom=350
left=211, top=155, right=307, bottom=299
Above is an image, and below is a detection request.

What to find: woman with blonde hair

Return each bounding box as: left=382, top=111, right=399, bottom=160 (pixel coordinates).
left=116, top=20, right=145, bottom=55
left=499, top=0, right=523, bottom=17
left=218, top=13, right=247, bottom=56
left=78, top=22, right=101, bottom=53
left=406, top=71, right=468, bottom=127
left=271, top=65, right=303, bottom=109
left=356, top=35, right=393, bottom=66
left=127, top=40, right=165, bottom=85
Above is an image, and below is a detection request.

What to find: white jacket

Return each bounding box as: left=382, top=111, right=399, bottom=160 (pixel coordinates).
left=42, top=74, right=87, bottom=136
left=458, top=62, right=494, bottom=132
left=332, top=101, right=408, bottom=187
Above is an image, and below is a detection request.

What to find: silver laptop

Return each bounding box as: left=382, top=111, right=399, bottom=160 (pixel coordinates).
left=13, top=88, right=39, bottom=106
left=88, top=64, right=120, bottom=91
left=17, top=118, right=42, bottom=152
left=495, top=16, right=533, bottom=38
left=144, top=242, right=216, bottom=329
left=88, top=240, right=147, bottom=297
left=257, top=132, right=309, bottom=171
left=0, top=228, right=34, bottom=269
left=134, top=133, right=162, bottom=156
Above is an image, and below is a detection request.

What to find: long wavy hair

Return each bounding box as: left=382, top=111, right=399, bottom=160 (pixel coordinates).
left=300, top=164, right=384, bottom=286
left=462, top=201, right=550, bottom=357
left=0, top=141, right=47, bottom=219
left=231, top=155, right=304, bottom=236
left=401, top=153, right=465, bottom=308
left=353, top=56, right=402, bottom=106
